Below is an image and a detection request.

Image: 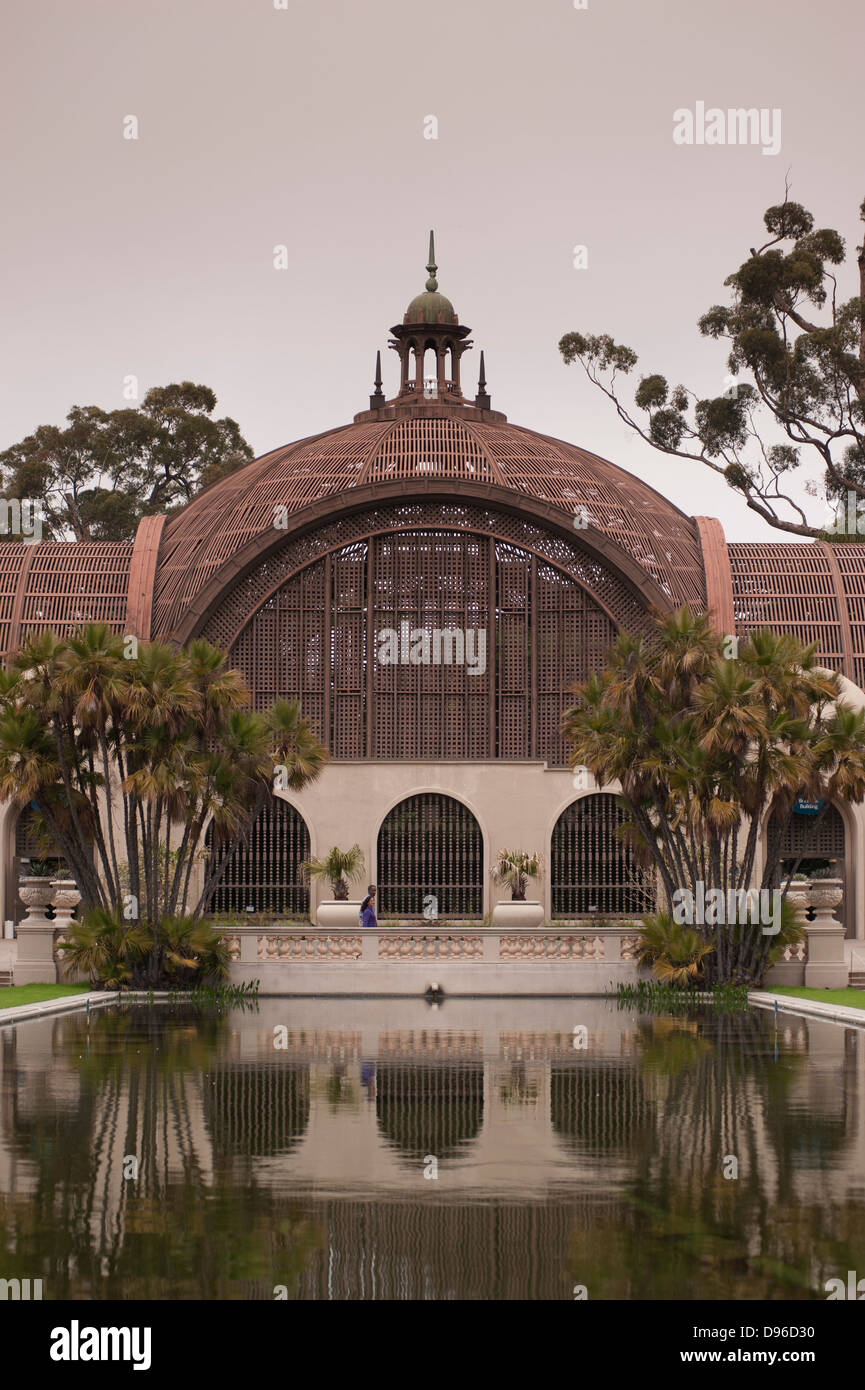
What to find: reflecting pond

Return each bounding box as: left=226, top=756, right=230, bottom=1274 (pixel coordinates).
left=1, top=997, right=864, bottom=1299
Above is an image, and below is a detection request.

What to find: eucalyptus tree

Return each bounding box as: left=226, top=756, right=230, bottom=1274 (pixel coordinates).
left=0, top=383, right=252, bottom=543
left=563, top=607, right=865, bottom=984
left=0, top=624, right=328, bottom=972
left=559, top=192, right=865, bottom=537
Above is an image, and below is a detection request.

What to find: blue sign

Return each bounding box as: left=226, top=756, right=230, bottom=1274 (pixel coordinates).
left=794, top=797, right=825, bottom=816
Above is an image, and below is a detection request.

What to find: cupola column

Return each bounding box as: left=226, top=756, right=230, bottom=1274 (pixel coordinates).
left=436, top=345, right=447, bottom=395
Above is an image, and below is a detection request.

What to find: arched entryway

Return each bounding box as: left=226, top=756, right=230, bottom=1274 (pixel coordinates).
left=204, top=798, right=311, bottom=917
left=7, top=804, right=66, bottom=926
left=767, top=801, right=850, bottom=937
left=377, top=793, right=483, bottom=918
left=550, top=794, right=654, bottom=919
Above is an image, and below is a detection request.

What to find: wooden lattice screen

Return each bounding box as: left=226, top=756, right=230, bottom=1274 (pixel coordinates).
left=551, top=794, right=654, bottom=917
left=205, top=798, right=310, bottom=915
left=377, top=793, right=483, bottom=917
left=767, top=803, right=845, bottom=861
left=227, top=523, right=619, bottom=764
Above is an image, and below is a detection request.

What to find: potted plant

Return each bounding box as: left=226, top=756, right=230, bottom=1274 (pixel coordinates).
left=18, top=860, right=55, bottom=922
left=490, top=849, right=544, bottom=928
left=302, top=845, right=366, bottom=927
left=809, top=863, right=843, bottom=914
left=784, top=871, right=811, bottom=915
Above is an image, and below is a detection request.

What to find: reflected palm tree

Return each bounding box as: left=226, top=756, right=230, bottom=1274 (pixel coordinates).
left=0, top=1006, right=322, bottom=1299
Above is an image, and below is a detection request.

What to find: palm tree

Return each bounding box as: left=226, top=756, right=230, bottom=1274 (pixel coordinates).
left=0, top=625, right=328, bottom=977
left=563, top=605, right=865, bottom=985
left=302, top=845, right=365, bottom=901
left=491, top=849, right=543, bottom=901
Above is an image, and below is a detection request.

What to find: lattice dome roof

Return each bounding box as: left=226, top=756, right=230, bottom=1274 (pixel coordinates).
left=151, top=410, right=708, bottom=635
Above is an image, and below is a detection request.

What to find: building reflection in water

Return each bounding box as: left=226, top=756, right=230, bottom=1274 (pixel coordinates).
left=0, top=999, right=863, bottom=1299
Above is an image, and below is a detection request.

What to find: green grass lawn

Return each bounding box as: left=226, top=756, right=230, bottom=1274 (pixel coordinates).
left=765, top=985, right=865, bottom=1010
left=0, top=983, right=92, bottom=1010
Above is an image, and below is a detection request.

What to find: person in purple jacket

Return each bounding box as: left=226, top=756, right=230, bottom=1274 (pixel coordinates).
left=360, top=887, right=377, bottom=929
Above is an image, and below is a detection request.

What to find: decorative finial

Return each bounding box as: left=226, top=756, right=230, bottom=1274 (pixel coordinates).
left=369, top=349, right=385, bottom=409
left=425, top=229, right=438, bottom=292
left=475, top=350, right=491, bottom=410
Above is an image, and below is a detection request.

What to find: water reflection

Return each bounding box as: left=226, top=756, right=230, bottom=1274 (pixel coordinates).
left=0, top=998, right=862, bottom=1299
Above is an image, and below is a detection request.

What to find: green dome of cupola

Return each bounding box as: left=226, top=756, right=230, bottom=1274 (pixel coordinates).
left=403, top=231, right=458, bottom=324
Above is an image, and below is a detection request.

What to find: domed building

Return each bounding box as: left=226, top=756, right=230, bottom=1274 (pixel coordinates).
left=2, top=236, right=864, bottom=944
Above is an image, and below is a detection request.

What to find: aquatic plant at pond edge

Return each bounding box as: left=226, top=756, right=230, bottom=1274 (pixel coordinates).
left=610, top=979, right=749, bottom=1013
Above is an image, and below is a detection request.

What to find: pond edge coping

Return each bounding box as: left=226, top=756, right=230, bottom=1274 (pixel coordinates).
left=750, top=991, right=865, bottom=1030
left=0, top=990, right=173, bottom=1028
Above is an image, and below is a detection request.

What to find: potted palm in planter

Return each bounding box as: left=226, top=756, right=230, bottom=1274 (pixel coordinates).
left=302, top=845, right=366, bottom=927
left=491, top=849, right=544, bottom=928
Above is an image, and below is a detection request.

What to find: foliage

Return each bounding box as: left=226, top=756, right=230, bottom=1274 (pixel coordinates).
left=490, top=848, right=543, bottom=901
left=301, top=845, right=365, bottom=900
left=58, top=907, right=233, bottom=990
left=635, top=913, right=715, bottom=987
left=559, top=191, right=865, bottom=538
left=563, top=606, right=865, bottom=985
left=21, top=859, right=55, bottom=879
left=0, top=383, right=253, bottom=542
left=57, top=907, right=151, bottom=989
left=611, top=980, right=750, bottom=1013
left=810, top=862, right=841, bottom=879
left=0, top=624, right=327, bottom=979
left=765, top=896, right=805, bottom=966
left=165, top=979, right=260, bottom=1010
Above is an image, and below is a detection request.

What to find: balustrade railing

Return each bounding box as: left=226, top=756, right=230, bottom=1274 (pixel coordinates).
left=220, top=924, right=649, bottom=965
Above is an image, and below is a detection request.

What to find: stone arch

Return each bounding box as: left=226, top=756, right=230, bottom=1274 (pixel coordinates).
left=204, top=796, right=311, bottom=918
left=765, top=799, right=852, bottom=937
left=376, top=791, right=484, bottom=919
left=209, top=514, right=631, bottom=765
left=550, top=793, right=654, bottom=919
left=5, top=802, right=65, bottom=927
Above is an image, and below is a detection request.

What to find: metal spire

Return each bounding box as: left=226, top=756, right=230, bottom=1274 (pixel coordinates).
left=475, top=350, right=491, bottom=409
left=425, top=230, right=438, bottom=292
left=369, top=349, right=385, bottom=408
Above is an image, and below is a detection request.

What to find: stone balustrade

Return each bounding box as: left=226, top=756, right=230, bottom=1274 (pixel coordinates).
left=223, top=923, right=647, bottom=995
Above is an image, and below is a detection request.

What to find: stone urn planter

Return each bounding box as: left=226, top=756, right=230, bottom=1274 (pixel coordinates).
left=491, top=900, right=544, bottom=929
left=50, top=879, right=82, bottom=979
left=784, top=880, right=811, bottom=922
left=810, top=878, right=843, bottom=915
left=804, top=878, right=846, bottom=988
left=15, top=877, right=57, bottom=984
left=50, top=878, right=82, bottom=927
left=316, top=900, right=364, bottom=929
left=18, top=876, right=54, bottom=923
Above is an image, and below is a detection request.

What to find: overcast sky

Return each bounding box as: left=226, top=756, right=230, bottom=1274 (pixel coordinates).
left=1, top=0, right=861, bottom=541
